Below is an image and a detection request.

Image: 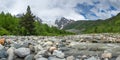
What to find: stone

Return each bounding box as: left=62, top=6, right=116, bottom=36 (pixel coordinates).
left=52, top=50, right=65, bottom=58
left=0, top=48, right=7, bottom=58
left=0, top=58, right=7, bottom=60
left=85, top=56, right=100, bottom=60
left=34, top=45, right=43, bottom=53
left=24, top=54, right=34, bottom=60
left=0, top=44, right=4, bottom=50
left=48, top=47, right=57, bottom=54
left=66, top=56, right=75, bottom=60
left=69, top=42, right=79, bottom=47
left=36, top=57, right=48, bottom=60
left=11, top=43, right=22, bottom=49
left=116, top=55, right=120, bottom=60
left=59, top=47, right=70, bottom=52
left=7, top=47, right=15, bottom=60
left=44, top=41, right=53, bottom=46
left=34, top=50, right=51, bottom=59
left=48, top=57, right=65, bottom=60
left=15, top=47, right=30, bottom=57
left=0, top=38, right=5, bottom=45
left=101, top=51, right=112, bottom=59
left=61, top=40, right=66, bottom=42
left=28, top=44, right=35, bottom=53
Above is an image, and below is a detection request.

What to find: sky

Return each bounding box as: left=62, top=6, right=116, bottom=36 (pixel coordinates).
left=0, top=0, right=120, bottom=25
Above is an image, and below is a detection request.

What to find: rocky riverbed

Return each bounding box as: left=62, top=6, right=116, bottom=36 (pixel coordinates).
left=0, top=33, right=120, bottom=60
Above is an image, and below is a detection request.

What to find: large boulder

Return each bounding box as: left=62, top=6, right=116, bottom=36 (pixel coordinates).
left=15, top=47, right=30, bottom=57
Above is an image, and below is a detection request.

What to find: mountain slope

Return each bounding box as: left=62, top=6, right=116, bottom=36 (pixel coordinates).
left=63, top=13, right=120, bottom=33
left=55, top=17, right=74, bottom=29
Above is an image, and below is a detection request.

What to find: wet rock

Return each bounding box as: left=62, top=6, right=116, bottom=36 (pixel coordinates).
left=15, top=47, right=30, bottom=57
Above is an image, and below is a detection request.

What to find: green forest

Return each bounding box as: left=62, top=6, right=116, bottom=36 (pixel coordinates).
left=0, top=6, right=73, bottom=36
left=63, top=13, right=120, bottom=34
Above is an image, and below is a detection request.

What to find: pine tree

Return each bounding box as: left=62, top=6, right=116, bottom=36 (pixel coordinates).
left=20, top=6, right=35, bottom=35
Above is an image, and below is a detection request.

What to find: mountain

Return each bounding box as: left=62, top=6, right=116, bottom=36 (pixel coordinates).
left=63, top=13, right=120, bottom=34
left=55, top=17, right=74, bottom=29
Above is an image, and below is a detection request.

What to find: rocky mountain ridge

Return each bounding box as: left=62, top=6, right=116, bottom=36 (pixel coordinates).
left=55, top=17, right=74, bottom=29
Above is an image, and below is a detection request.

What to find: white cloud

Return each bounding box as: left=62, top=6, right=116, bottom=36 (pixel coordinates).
left=0, top=0, right=120, bottom=25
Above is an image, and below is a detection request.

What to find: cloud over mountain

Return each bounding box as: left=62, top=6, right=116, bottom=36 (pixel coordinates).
left=0, top=0, right=120, bottom=24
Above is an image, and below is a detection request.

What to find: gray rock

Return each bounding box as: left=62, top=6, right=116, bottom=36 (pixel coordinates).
left=116, top=55, right=120, bottom=60
left=34, top=50, right=51, bottom=59
left=59, top=47, right=70, bottom=52
left=66, top=56, right=75, bottom=60
left=61, top=40, right=66, bottom=42
left=36, top=57, right=48, bottom=60
left=7, top=47, right=15, bottom=60
left=48, top=57, right=65, bottom=60
left=11, top=43, right=22, bottom=49
left=52, top=50, right=65, bottom=58
left=85, top=56, right=100, bottom=60
left=0, top=44, right=4, bottom=50
left=0, top=58, right=7, bottom=60
left=15, top=47, right=30, bottom=57
left=0, top=48, right=7, bottom=58
left=34, top=45, right=43, bottom=53
left=24, top=54, right=34, bottom=60
left=29, top=46, right=35, bottom=53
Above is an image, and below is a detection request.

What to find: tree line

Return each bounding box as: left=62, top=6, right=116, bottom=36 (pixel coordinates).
left=0, top=6, right=74, bottom=36
left=63, top=13, right=120, bottom=34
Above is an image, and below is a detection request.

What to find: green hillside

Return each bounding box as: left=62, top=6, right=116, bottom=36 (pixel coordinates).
left=0, top=6, right=73, bottom=36
left=63, top=13, right=120, bottom=33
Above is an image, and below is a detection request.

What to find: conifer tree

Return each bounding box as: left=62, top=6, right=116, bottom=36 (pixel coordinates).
left=20, top=6, right=35, bottom=35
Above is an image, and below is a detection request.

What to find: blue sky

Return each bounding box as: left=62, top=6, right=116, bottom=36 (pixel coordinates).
left=0, top=0, right=120, bottom=24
